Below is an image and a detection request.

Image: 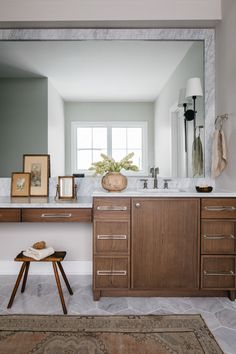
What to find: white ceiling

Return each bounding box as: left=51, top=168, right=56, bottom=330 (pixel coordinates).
left=0, top=40, right=193, bottom=101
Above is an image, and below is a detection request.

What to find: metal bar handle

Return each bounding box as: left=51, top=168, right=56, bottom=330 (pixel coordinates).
left=41, top=213, right=72, bottom=218
left=97, top=206, right=127, bottom=211
left=203, top=234, right=235, bottom=240
left=203, top=270, right=235, bottom=276
left=204, top=206, right=236, bottom=211
left=97, top=235, right=127, bottom=240
left=97, top=270, right=127, bottom=276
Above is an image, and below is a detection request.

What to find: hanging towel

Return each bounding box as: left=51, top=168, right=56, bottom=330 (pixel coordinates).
left=211, top=129, right=227, bottom=177
left=192, top=135, right=203, bottom=177
left=23, top=246, right=55, bottom=260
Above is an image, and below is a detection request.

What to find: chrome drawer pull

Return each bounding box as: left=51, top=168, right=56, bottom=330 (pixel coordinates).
left=204, top=206, right=236, bottom=211
left=97, top=206, right=127, bottom=211
left=97, top=235, right=127, bottom=240
left=41, top=213, right=72, bottom=218
left=203, top=270, right=235, bottom=276
left=97, top=270, right=127, bottom=276
left=203, top=234, right=235, bottom=240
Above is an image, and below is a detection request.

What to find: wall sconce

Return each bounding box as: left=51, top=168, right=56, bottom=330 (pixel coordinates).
left=185, top=77, right=203, bottom=140
left=178, top=88, right=192, bottom=152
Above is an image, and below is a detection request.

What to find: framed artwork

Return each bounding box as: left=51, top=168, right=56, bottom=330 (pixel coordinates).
left=11, top=172, right=31, bottom=197
left=23, top=154, right=50, bottom=196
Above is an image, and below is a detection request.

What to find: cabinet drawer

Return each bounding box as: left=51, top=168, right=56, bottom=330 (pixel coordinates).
left=22, top=208, right=92, bottom=222
left=0, top=208, right=21, bottom=222
left=93, top=198, right=130, bottom=219
left=94, top=220, right=130, bottom=254
left=201, top=221, right=236, bottom=254
left=201, top=198, right=236, bottom=219
left=201, top=256, right=236, bottom=289
left=94, top=257, right=129, bottom=289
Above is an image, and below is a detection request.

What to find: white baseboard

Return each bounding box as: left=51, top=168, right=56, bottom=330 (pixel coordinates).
left=0, top=261, right=92, bottom=275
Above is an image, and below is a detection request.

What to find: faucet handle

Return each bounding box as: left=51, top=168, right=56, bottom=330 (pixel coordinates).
left=163, top=178, right=171, bottom=189
left=150, top=167, right=154, bottom=178
left=154, top=167, right=159, bottom=176
left=140, top=179, right=148, bottom=189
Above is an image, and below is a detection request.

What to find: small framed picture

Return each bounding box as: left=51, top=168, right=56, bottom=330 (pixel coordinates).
left=11, top=172, right=31, bottom=197
left=23, top=154, right=50, bottom=197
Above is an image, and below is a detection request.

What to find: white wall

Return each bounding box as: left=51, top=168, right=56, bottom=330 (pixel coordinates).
left=215, top=0, right=236, bottom=191
left=0, top=223, right=92, bottom=274
left=0, top=0, right=222, bottom=22
left=154, top=42, right=204, bottom=177
left=48, top=81, right=65, bottom=176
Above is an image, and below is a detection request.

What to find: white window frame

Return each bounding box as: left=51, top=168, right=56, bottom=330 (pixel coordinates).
left=71, top=121, right=148, bottom=176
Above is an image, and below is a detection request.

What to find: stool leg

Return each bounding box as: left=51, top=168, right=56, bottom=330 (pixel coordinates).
left=21, top=262, right=30, bottom=293
left=57, top=262, right=73, bottom=295
left=52, top=262, right=67, bottom=315
left=7, top=262, right=26, bottom=309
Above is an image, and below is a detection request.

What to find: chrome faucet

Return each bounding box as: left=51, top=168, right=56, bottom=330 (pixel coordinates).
left=150, top=167, right=159, bottom=189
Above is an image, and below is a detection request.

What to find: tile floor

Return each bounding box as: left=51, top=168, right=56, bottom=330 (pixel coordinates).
left=0, top=275, right=236, bottom=354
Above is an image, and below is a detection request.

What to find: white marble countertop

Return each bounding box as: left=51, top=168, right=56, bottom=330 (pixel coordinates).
left=0, top=196, right=92, bottom=208
left=92, top=189, right=236, bottom=198
left=1, top=189, right=236, bottom=208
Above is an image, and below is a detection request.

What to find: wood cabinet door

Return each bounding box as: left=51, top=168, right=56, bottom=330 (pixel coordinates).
left=131, top=198, right=199, bottom=289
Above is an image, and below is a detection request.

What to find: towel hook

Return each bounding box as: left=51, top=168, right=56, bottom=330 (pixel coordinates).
left=215, top=114, right=229, bottom=130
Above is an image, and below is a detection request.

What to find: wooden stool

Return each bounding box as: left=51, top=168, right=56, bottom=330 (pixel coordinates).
left=7, top=251, right=73, bottom=314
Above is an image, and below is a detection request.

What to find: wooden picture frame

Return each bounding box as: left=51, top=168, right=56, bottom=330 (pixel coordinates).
left=58, top=176, right=76, bottom=199
left=11, top=172, right=31, bottom=197
left=23, top=154, right=50, bottom=196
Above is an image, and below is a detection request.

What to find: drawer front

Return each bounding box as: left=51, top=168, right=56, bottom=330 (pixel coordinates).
left=0, top=208, right=21, bottom=222
left=201, top=221, right=236, bottom=254
left=94, top=257, right=129, bottom=289
left=94, top=220, right=130, bottom=254
left=201, top=256, right=236, bottom=289
left=93, top=198, right=130, bottom=220
left=22, top=208, right=92, bottom=222
left=201, top=198, right=236, bottom=219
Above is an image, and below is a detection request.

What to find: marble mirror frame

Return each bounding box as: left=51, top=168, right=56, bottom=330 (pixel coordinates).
left=0, top=28, right=215, bottom=178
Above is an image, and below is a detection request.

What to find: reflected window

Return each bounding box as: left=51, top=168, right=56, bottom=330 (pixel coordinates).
left=71, top=121, right=147, bottom=175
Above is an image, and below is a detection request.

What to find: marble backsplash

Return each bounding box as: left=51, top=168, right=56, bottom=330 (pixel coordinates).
left=0, top=176, right=215, bottom=197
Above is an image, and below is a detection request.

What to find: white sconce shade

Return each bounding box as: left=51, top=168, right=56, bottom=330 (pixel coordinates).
left=185, top=77, right=203, bottom=98
left=178, top=88, right=192, bottom=107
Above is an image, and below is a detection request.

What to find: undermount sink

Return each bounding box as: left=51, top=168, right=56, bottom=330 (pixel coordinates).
left=137, top=188, right=181, bottom=193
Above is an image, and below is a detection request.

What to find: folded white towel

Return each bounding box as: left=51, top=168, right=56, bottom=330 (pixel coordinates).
left=23, top=246, right=55, bottom=260
left=211, top=129, right=227, bottom=177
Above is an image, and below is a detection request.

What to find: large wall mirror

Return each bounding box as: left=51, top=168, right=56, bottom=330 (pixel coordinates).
left=0, top=29, right=215, bottom=179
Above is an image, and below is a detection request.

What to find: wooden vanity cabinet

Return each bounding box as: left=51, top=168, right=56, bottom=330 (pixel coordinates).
left=0, top=208, right=21, bottom=222
left=201, top=198, right=236, bottom=301
left=22, top=208, right=92, bottom=222
left=93, top=198, right=131, bottom=300
left=131, top=198, right=200, bottom=290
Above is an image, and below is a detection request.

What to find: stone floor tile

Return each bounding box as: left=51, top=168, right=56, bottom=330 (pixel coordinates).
left=213, top=327, right=236, bottom=354
left=127, top=297, right=160, bottom=314
left=188, top=297, right=224, bottom=313
left=97, top=297, right=129, bottom=313
left=215, top=308, right=236, bottom=330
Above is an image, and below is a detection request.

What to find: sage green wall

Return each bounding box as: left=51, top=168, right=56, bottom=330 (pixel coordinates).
left=64, top=101, right=154, bottom=174
left=0, top=78, right=48, bottom=177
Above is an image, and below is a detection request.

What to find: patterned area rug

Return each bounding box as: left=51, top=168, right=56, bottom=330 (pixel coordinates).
left=0, top=314, right=222, bottom=354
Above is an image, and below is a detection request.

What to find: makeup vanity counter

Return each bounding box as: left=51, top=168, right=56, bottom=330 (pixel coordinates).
left=0, top=196, right=92, bottom=222
left=92, top=190, right=236, bottom=301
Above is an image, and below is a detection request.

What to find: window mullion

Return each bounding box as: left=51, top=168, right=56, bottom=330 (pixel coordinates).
left=107, top=127, right=112, bottom=157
